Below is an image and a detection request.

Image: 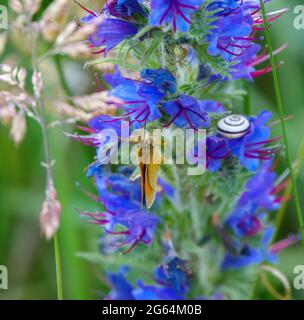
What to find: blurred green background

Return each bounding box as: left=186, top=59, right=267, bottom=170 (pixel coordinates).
left=0, top=0, right=303, bottom=300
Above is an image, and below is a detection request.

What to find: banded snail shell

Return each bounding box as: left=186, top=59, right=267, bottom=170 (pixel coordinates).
left=217, top=115, right=250, bottom=139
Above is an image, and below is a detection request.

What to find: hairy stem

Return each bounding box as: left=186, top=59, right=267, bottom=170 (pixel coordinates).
left=259, top=0, right=304, bottom=245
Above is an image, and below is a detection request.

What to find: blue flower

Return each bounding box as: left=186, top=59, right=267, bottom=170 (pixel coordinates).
left=149, top=0, right=204, bottom=32
left=225, top=209, right=263, bottom=238
left=189, top=111, right=279, bottom=172
left=67, top=115, right=123, bottom=148
left=207, top=0, right=240, bottom=16
left=134, top=237, right=190, bottom=299
left=133, top=280, right=184, bottom=300
left=204, top=112, right=280, bottom=172
left=228, top=110, right=279, bottom=171
left=238, top=160, right=281, bottom=212
left=106, top=266, right=135, bottom=300
left=221, top=227, right=277, bottom=270
left=105, top=68, right=165, bottom=126
left=158, top=178, right=175, bottom=198
left=207, top=8, right=254, bottom=62
left=163, top=95, right=211, bottom=129
left=105, top=254, right=190, bottom=300
left=225, top=160, right=281, bottom=237
left=230, top=43, right=261, bottom=80
left=203, top=1, right=286, bottom=81
left=83, top=171, right=160, bottom=253
left=154, top=257, right=189, bottom=294
left=95, top=173, right=142, bottom=209
left=105, top=0, right=147, bottom=18
left=83, top=18, right=138, bottom=54
left=206, top=135, right=230, bottom=172
left=140, top=69, right=177, bottom=94
left=103, top=236, right=190, bottom=300
left=109, top=209, right=160, bottom=253
left=221, top=159, right=289, bottom=268
left=200, top=100, right=225, bottom=113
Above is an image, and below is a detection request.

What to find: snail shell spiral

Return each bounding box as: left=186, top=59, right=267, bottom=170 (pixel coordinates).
left=217, top=114, right=250, bottom=139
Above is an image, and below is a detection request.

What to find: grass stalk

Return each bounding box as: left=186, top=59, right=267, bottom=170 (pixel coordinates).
left=31, top=30, right=64, bottom=300
left=54, top=234, right=63, bottom=300
left=274, top=140, right=304, bottom=241
left=259, top=0, right=304, bottom=245
left=38, top=96, right=64, bottom=300
left=53, top=55, right=74, bottom=97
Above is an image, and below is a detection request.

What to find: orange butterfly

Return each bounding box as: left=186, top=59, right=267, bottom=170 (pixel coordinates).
left=137, top=135, right=162, bottom=209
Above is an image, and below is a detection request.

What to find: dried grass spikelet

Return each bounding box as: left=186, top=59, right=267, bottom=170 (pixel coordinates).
left=53, top=91, right=118, bottom=121
left=10, top=110, right=26, bottom=145
left=10, top=20, right=37, bottom=56
left=60, top=42, right=93, bottom=59
left=0, top=90, right=34, bottom=139
left=93, top=62, right=115, bottom=74
left=53, top=17, right=105, bottom=59
left=9, top=0, right=42, bottom=16
left=32, top=71, right=43, bottom=98
left=0, top=92, right=17, bottom=124
left=0, top=91, right=35, bottom=144
left=16, top=67, right=27, bottom=89
left=24, top=0, right=42, bottom=16
left=55, top=19, right=100, bottom=45
left=87, top=47, right=116, bottom=73
left=55, top=20, right=78, bottom=46
left=0, top=64, right=27, bottom=89
left=72, top=92, right=118, bottom=114
left=40, top=0, right=71, bottom=42
left=54, top=101, right=90, bottom=121
left=40, top=181, right=61, bottom=240
left=9, top=0, right=23, bottom=14
left=9, top=0, right=41, bottom=50
left=0, top=64, right=36, bottom=144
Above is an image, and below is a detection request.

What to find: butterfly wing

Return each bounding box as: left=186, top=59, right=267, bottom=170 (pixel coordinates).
left=144, top=144, right=162, bottom=209
left=145, top=162, right=161, bottom=209
left=138, top=140, right=162, bottom=209
left=139, top=162, right=146, bottom=208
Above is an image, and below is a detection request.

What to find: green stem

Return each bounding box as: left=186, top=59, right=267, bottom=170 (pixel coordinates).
left=54, top=233, right=63, bottom=300
left=274, top=140, right=304, bottom=241
left=259, top=0, right=304, bottom=245
left=189, top=192, right=201, bottom=242
left=251, top=273, right=260, bottom=300
left=172, top=165, right=183, bottom=211
left=53, top=55, right=73, bottom=97
left=243, top=81, right=251, bottom=115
